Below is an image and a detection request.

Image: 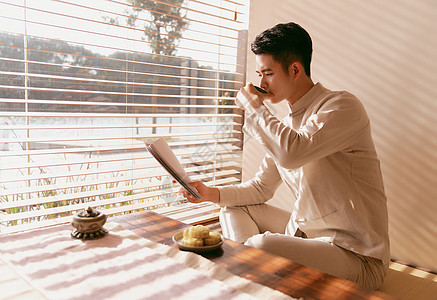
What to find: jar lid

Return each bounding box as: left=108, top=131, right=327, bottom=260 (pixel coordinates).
left=77, top=206, right=100, bottom=218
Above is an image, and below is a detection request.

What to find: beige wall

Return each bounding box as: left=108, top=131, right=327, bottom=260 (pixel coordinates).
left=243, top=0, right=437, bottom=271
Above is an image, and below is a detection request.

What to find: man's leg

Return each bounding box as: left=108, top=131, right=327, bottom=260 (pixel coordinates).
left=245, top=232, right=387, bottom=290
left=219, top=204, right=291, bottom=243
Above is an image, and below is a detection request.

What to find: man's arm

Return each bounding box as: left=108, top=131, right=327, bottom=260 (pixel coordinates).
left=241, top=93, right=370, bottom=170
left=218, top=154, right=282, bottom=207
left=184, top=155, right=282, bottom=207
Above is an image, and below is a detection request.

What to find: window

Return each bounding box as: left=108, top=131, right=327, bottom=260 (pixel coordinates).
left=0, top=0, right=248, bottom=233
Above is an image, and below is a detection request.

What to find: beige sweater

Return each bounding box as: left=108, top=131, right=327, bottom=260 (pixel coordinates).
left=219, top=83, right=390, bottom=264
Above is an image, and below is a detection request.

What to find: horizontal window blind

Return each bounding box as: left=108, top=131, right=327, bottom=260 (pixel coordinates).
left=0, top=0, right=248, bottom=233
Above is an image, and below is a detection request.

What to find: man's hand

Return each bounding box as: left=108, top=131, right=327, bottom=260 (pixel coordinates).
left=235, top=83, right=268, bottom=112
left=179, top=181, right=220, bottom=204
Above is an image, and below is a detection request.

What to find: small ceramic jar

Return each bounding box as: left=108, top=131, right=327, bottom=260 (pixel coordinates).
left=71, top=206, right=108, bottom=240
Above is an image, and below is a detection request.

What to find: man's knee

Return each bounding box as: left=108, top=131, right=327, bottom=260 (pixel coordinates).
left=219, top=206, right=260, bottom=243
left=244, top=232, right=274, bottom=251
left=219, top=205, right=249, bottom=228
left=219, top=205, right=248, bottom=216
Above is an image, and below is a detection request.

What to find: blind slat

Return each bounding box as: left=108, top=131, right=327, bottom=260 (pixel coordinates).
left=0, top=85, right=239, bottom=100
left=0, top=112, right=241, bottom=118
left=0, top=132, right=240, bottom=146
left=0, top=98, right=239, bottom=110
left=0, top=70, right=242, bottom=92
left=0, top=140, right=241, bottom=157
left=0, top=121, right=241, bottom=131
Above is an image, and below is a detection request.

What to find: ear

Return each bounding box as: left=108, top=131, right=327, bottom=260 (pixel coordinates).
left=288, top=62, right=303, bottom=79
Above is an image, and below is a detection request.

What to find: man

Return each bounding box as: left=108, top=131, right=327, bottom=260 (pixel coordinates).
left=183, top=22, right=389, bottom=290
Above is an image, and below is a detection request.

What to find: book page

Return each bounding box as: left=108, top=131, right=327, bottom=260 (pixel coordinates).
left=147, top=138, right=202, bottom=199
left=149, top=138, right=190, bottom=182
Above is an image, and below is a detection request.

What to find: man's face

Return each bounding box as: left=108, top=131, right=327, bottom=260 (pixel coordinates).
left=255, top=54, right=295, bottom=104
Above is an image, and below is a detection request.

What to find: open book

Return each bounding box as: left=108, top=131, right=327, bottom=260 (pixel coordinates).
left=147, top=138, right=202, bottom=200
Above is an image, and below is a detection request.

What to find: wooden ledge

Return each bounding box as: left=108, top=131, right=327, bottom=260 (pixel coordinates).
left=154, top=201, right=220, bottom=225
left=378, top=261, right=437, bottom=300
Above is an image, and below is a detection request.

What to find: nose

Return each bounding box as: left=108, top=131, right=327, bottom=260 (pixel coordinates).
left=259, top=77, right=268, bottom=90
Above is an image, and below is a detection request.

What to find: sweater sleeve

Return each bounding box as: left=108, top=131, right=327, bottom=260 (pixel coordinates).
left=218, top=154, right=282, bottom=207
left=243, top=93, right=370, bottom=170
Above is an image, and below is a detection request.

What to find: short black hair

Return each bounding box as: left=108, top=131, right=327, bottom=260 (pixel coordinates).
left=251, top=22, right=313, bottom=76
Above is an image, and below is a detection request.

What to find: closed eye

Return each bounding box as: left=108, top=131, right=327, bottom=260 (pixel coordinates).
left=257, top=72, right=273, bottom=77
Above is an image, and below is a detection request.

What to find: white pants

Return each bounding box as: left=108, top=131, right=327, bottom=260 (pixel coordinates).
left=219, top=204, right=387, bottom=290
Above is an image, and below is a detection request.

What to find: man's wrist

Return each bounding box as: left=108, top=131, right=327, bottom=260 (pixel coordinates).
left=210, top=187, right=220, bottom=204
left=245, top=103, right=267, bottom=119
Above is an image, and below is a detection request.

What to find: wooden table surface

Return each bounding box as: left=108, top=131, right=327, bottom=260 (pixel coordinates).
left=112, top=210, right=395, bottom=300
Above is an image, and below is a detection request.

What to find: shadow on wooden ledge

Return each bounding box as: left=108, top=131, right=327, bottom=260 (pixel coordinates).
left=378, top=262, right=437, bottom=300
